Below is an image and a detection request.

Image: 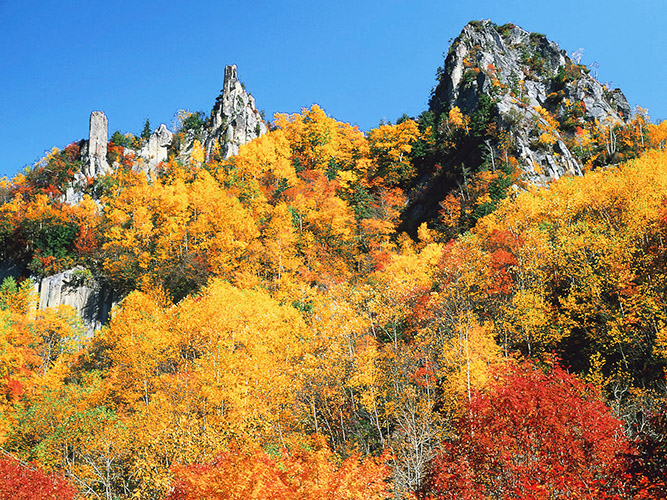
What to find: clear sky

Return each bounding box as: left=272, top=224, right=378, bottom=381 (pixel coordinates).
left=1, top=0, right=665, bottom=178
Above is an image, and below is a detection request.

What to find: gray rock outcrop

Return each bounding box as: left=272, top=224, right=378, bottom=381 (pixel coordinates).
left=430, top=20, right=631, bottom=184
left=64, top=111, right=113, bottom=204
left=138, top=123, right=173, bottom=172
left=34, top=267, right=115, bottom=337
left=204, top=65, right=267, bottom=159
left=86, top=111, right=111, bottom=177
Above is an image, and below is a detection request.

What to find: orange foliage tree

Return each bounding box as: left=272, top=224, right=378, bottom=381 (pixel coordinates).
left=165, top=440, right=392, bottom=500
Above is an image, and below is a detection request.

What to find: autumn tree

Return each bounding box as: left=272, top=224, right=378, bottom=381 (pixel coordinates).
left=420, top=361, right=632, bottom=500
left=99, top=167, right=259, bottom=299
left=65, top=279, right=315, bottom=497
left=0, top=192, right=101, bottom=277
left=367, top=119, right=420, bottom=186
left=0, top=454, right=79, bottom=500
left=165, top=439, right=392, bottom=500
left=627, top=399, right=667, bottom=499
left=11, top=144, right=83, bottom=201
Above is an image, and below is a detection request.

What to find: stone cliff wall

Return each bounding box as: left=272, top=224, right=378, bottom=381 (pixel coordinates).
left=34, top=268, right=116, bottom=337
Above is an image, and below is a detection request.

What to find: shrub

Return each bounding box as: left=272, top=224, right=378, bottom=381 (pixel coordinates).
left=181, top=112, right=206, bottom=133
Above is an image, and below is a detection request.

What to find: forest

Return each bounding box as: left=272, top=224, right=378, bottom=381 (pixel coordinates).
left=2, top=22, right=667, bottom=500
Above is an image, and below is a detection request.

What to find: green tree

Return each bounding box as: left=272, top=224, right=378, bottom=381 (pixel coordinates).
left=141, top=118, right=152, bottom=141
left=110, top=130, right=131, bottom=148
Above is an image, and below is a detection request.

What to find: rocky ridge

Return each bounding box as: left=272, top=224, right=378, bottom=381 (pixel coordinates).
left=67, top=64, right=265, bottom=199
left=430, top=19, right=631, bottom=184
left=47, top=65, right=267, bottom=333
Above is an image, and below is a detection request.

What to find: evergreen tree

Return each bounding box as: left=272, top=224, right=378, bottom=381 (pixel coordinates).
left=141, top=118, right=151, bottom=140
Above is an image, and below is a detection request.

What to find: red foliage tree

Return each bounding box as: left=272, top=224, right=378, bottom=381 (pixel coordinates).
left=420, top=361, right=632, bottom=499
left=0, top=455, right=79, bottom=500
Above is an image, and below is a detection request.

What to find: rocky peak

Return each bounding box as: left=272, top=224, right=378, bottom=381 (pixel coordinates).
left=76, top=65, right=265, bottom=183
left=429, top=20, right=631, bottom=184
left=400, top=21, right=636, bottom=234
left=432, top=20, right=630, bottom=123
left=204, top=64, right=267, bottom=159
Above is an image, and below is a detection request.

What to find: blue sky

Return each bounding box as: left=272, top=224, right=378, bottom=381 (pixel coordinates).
left=1, top=0, right=665, bottom=178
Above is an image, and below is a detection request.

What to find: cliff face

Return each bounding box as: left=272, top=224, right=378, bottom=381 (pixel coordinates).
left=430, top=20, right=631, bottom=184
left=34, top=268, right=116, bottom=337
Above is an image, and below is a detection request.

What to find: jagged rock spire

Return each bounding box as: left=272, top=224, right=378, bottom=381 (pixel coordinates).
left=138, top=123, right=173, bottom=172
left=206, top=64, right=267, bottom=159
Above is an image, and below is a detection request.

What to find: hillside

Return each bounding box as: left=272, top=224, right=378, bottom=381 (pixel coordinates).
left=1, top=20, right=667, bottom=500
